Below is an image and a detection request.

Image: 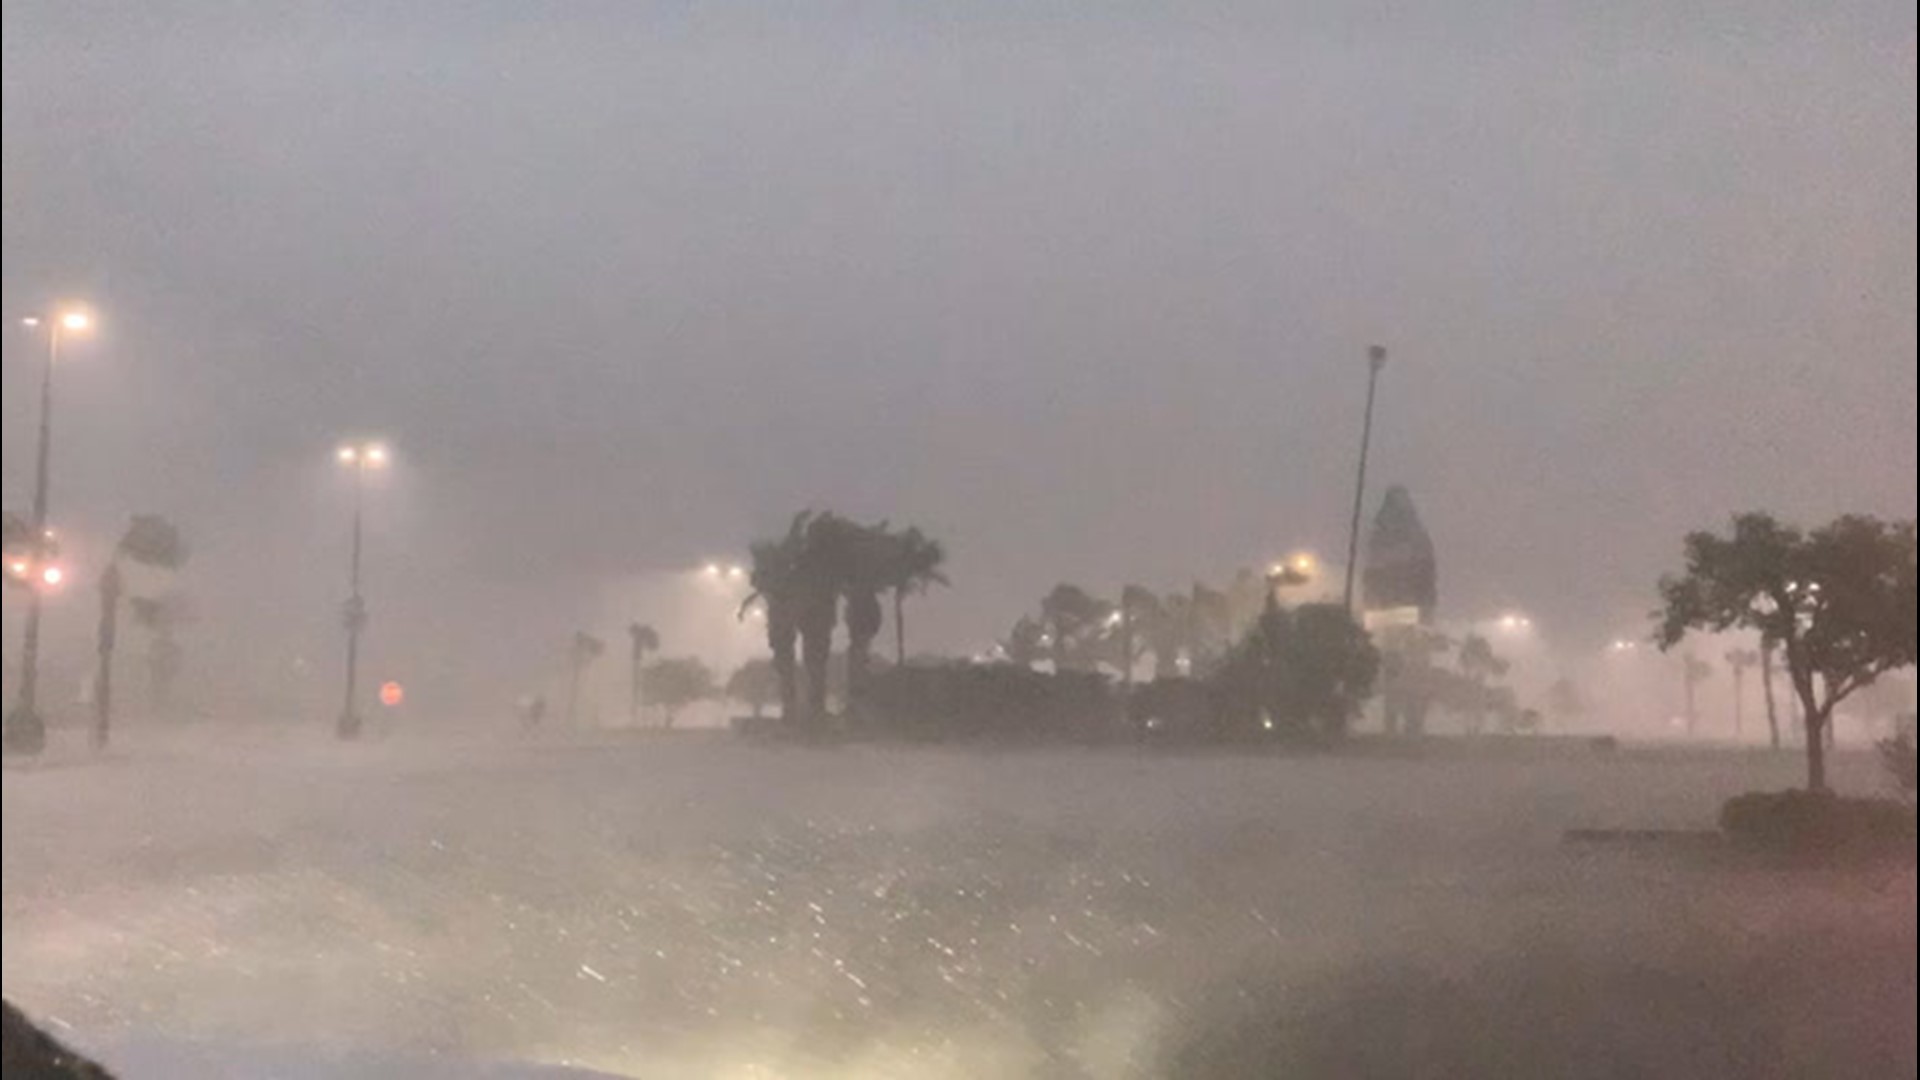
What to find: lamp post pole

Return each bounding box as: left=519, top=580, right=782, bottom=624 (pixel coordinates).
left=1341, top=345, right=1388, bottom=614
left=6, top=310, right=90, bottom=755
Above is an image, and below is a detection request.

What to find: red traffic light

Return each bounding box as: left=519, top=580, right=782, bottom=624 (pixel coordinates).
left=379, top=681, right=405, bottom=708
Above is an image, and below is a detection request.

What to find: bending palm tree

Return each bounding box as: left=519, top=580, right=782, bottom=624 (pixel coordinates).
left=92, top=515, right=187, bottom=749
left=566, top=631, right=606, bottom=727
left=885, top=527, right=948, bottom=665
left=796, top=512, right=858, bottom=726
left=742, top=515, right=809, bottom=727
left=842, top=521, right=893, bottom=708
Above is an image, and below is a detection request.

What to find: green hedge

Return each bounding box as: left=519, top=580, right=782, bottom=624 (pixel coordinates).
left=1719, top=789, right=1916, bottom=861
left=861, top=662, right=1120, bottom=742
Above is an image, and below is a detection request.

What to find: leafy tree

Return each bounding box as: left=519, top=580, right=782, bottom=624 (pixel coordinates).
left=92, top=515, right=188, bottom=747
left=726, top=658, right=780, bottom=718
left=1455, top=633, right=1509, bottom=735
left=626, top=623, right=659, bottom=725
left=1657, top=512, right=1918, bottom=790
left=1378, top=625, right=1448, bottom=736
left=1039, top=584, right=1113, bottom=673
left=644, top=657, right=716, bottom=728
left=565, top=631, right=606, bottom=726
left=1216, top=601, right=1378, bottom=738
left=1001, top=615, right=1046, bottom=668
left=884, top=526, right=948, bottom=665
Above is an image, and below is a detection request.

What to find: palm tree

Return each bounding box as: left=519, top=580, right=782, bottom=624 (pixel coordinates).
left=627, top=623, right=660, bottom=725
left=795, top=512, right=859, bottom=726
left=1724, top=647, right=1760, bottom=741
left=884, top=527, right=948, bottom=665
left=840, top=521, right=893, bottom=710
left=92, top=515, right=188, bottom=748
left=1759, top=635, right=1782, bottom=750
left=742, top=513, right=811, bottom=727
left=1681, top=653, right=1712, bottom=738
left=565, top=631, right=606, bottom=726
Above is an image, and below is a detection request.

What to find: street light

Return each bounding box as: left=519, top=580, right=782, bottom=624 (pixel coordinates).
left=1341, top=345, right=1389, bottom=613
left=4, top=306, right=93, bottom=756
left=334, top=439, right=389, bottom=739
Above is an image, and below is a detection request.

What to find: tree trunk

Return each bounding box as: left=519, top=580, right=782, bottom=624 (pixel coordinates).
left=801, top=618, right=833, bottom=730
left=629, top=644, right=643, bottom=725
left=1806, top=708, right=1829, bottom=791
left=893, top=589, right=906, bottom=666
left=845, top=591, right=881, bottom=709
left=1790, top=663, right=1828, bottom=791
left=769, top=607, right=800, bottom=726
left=1760, top=642, right=1781, bottom=750
left=92, top=563, right=122, bottom=750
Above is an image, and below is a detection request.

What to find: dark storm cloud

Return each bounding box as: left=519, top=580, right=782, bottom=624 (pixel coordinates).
left=3, top=1, right=1914, bottom=706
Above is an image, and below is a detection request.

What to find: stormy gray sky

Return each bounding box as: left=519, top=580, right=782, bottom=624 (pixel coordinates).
left=3, top=1, right=1915, bottom=709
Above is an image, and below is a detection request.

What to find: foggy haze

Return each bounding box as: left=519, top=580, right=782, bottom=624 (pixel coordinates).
left=4, top=2, right=1916, bottom=713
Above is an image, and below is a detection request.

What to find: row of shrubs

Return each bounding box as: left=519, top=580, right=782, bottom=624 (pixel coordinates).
left=849, top=664, right=1352, bottom=744
left=1719, top=788, right=1915, bottom=861
left=857, top=663, right=1121, bottom=742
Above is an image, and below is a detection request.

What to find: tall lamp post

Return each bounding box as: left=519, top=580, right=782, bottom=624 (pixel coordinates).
left=5, top=308, right=92, bottom=756
left=1341, top=345, right=1388, bottom=614
left=334, top=440, right=388, bottom=739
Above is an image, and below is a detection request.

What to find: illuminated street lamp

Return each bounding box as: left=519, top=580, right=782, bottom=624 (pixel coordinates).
left=334, top=440, right=390, bottom=739
left=4, top=306, right=93, bottom=756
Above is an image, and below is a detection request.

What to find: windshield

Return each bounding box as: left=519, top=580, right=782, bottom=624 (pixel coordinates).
left=3, top=3, right=1915, bottom=1078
